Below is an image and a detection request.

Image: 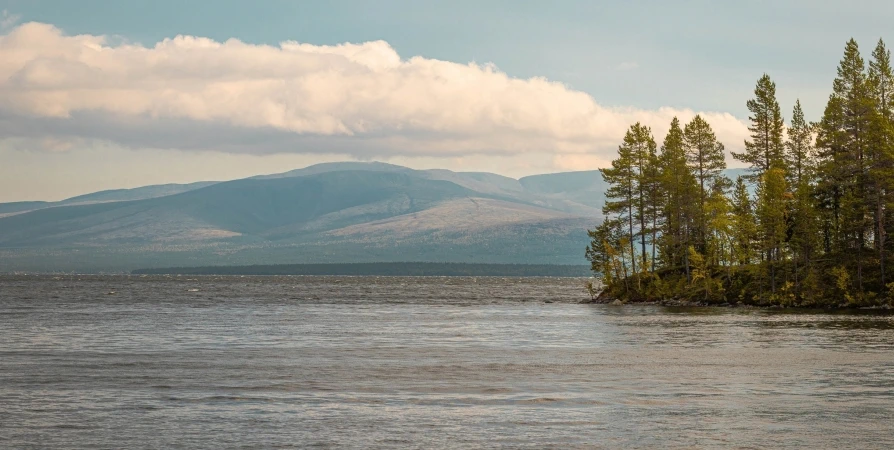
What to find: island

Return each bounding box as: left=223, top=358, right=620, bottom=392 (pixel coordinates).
left=587, top=38, right=894, bottom=308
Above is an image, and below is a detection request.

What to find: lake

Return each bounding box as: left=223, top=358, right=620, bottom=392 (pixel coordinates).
left=1, top=275, right=893, bottom=448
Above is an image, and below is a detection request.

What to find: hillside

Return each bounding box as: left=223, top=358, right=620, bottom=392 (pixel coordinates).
left=0, top=163, right=605, bottom=272
left=0, top=162, right=763, bottom=272
left=0, top=181, right=217, bottom=216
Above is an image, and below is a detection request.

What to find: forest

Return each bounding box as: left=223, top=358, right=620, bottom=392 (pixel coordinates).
left=586, top=38, right=894, bottom=308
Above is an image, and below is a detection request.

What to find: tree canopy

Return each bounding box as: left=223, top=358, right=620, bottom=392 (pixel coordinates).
left=587, top=38, right=894, bottom=308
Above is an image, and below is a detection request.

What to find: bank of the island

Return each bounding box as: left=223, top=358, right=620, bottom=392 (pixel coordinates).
left=585, top=38, right=894, bottom=309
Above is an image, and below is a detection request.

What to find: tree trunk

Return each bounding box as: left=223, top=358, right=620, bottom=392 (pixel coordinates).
left=858, top=232, right=864, bottom=293
left=880, top=193, right=886, bottom=287
left=627, top=202, right=637, bottom=276
left=640, top=212, right=647, bottom=273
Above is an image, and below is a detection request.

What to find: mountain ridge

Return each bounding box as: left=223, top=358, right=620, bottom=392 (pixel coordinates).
left=0, top=163, right=604, bottom=272
left=0, top=162, right=757, bottom=272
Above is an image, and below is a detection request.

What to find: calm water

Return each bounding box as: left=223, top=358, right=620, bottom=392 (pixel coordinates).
left=1, top=275, right=893, bottom=449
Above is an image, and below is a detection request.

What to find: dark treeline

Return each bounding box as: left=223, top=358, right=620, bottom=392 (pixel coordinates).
left=587, top=38, right=894, bottom=307
left=133, top=262, right=592, bottom=277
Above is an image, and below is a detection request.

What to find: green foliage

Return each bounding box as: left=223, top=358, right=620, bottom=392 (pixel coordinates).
left=684, top=115, right=728, bottom=254
left=589, top=38, right=894, bottom=308
left=785, top=100, right=815, bottom=186
left=756, top=167, right=788, bottom=293
left=733, top=74, right=786, bottom=181
left=601, top=129, right=639, bottom=274
left=657, top=117, right=699, bottom=271
left=730, top=177, right=757, bottom=265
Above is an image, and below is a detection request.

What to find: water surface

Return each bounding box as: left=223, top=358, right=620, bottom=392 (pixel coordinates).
left=1, top=275, right=893, bottom=448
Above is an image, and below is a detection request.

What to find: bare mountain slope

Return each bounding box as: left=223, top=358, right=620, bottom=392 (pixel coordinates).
left=0, top=181, right=218, bottom=216
left=0, top=162, right=604, bottom=271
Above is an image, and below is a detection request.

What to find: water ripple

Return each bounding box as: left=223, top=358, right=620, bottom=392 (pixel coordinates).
left=1, top=275, right=893, bottom=448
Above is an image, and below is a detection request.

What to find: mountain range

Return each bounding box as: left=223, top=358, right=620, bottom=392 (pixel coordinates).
left=0, top=162, right=608, bottom=272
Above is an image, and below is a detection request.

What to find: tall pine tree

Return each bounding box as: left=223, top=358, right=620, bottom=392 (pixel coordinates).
left=756, top=167, right=788, bottom=294
left=868, top=39, right=894, bottom=286
left=601, top=136, right=638, bottom=275
left=683, top=115, right=727, bottom=253
left=658, top=117, right=699, bottom=275
left=786, top=100, right=819, bottom=296
left=785, top=100, right=815, bottom=187
left=588, top=37, right=894, bottom=308
left=816, top=38, right=875, bottom=291
left=627, top=123, right=659, bottom=272
left=733, top=74, right=786, bottom=182
left=602, top=124, right=657, bottom=275
left=730, top=177, right=757, bottom=266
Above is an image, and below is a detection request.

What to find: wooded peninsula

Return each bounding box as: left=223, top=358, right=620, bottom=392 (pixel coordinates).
left=587, top=38, right=894, bottom=308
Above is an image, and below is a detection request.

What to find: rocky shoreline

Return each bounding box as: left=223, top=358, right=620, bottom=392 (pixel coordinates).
left=582, top=294, right=894, bottom=310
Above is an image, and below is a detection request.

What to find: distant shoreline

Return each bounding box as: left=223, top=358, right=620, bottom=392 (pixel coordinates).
left=130, top=262, right=592, bottom=277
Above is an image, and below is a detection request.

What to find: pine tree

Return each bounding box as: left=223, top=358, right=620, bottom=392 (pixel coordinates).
left=705, top=179, right=734, bottom=277
left=789, top=174, right=819, bottom=298
left=870, top=39, right=894, bottom=123
left=733, top=74, right=786, bottom=181
left=785, top=100, right=815, bottom=187
left=643, top=140, right=665, bottom=271
left=730, top=177, right=757, bottom=266
left=658, top=117, right=699, bottom=276
left=755, top=166, right=788, bottom=295
left=868, top=39, right=894, bottom=286
left=602, top=124, right=658, bottom=275
left=816, top=38, right=875, bottom=291
left=785, top=99, right=819, bottom=298
left=626, top=123, right=659, bottom=272
left=590, top=37, right=894, bottom=307
left=586, top=218, right=626, bottom=288
left=683, top=115, right=727, bottom=253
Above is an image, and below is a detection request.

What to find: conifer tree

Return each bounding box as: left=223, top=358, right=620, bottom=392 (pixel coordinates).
left=869, top=39, right=894, bottom=124
left=705, top=180, right=734, bottom=273
left=643, top=141, right=664, bottom=271
left=657, top=118, right=698, bottom=274
left=586, top=218, right=626, bottom=287
left=733, top=74, right=786, bottom=181
left=683, top=115, right=727, bottom=253
left=868, top=39, right=894, bottom=286
left=587, top=37, right=894, bottom=308
left=789, top=175, right=819, bottom=296
left=730, top=177, right=757, bottom=266
left=785, top=100, right=815, bottom=187
left=817, top=38, right=875, bottom=290
left=602, top=124, right=657, bottom=275
left=785, top=101, right=819, bottom=296
left=601, top=139, right=638, bottom=275
left=816, top=94, right=846, bottom=254
left=627, top=123, right=659, bottom=272
left=756, top=167, right=788, bottom=294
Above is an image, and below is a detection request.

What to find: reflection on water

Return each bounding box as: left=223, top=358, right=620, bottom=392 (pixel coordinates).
left=1, top=275, right=893, bottom=448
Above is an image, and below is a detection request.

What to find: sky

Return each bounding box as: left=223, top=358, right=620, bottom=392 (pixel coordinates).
left=1, top=0, right=893, bottom=202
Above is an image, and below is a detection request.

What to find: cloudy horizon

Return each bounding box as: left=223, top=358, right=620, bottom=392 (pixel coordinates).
left=2, top=1, right=892, bottom=202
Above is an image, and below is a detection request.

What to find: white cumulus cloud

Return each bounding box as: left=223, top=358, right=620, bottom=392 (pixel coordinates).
left=0, top=22, right=749, bottom=167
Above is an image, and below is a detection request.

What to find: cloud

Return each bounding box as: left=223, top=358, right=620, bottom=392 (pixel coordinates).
left=0, top=22, right=749, bottom=167
left=616, top=61, right=639, bottom=71
left=553, top=153, right=613, bottom=171
left=0, top=10, right=20, bottom=30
